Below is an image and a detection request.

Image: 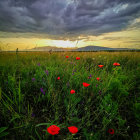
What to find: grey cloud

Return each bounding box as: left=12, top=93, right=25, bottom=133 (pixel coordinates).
left=0, top=0, right=140, bottom=39
left=103, top=37, right=133, bottom=41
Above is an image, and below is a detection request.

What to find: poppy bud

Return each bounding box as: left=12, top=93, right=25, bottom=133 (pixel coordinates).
left=113, top=63, right=120, bottom=66
left=68, top=126, right=78, bottom=134
left=70, top=90, right=75, bottom=94
left=108, top=129, right=114, bottom=134
left=76, top=57, right=80, bottom=60
left=96, top=77, right=100, bottom=81
left=98, top=65, right=104, bottom=68
left=47, top=125, right=60, bottom=135
left=83, top=82, right=90, bottom=87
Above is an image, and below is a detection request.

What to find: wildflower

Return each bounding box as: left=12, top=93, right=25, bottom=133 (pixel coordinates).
left=88, top=74, right=92, bottom=79
left=72, top=73, right=74, bottom=75
left=113, top=62, right=120, bottom=66
left=96, top=84, right=98, bottom=87
left=66, top=56, right=69, bottom=58
left=76, top=57, right=80, bottom=60
left=31, top=113, right=35, bottom=117
left=68, top=126, right=78, bottom=134
left=40, top=88, right=45, bottom=95
left=47, top=125, right=60, bottom=135
left=96, top=77, right=100, bottom=81
left=45, top=70, right=49, bottom=75
left=57, top=77, right=60, bottom=80
left=98, top=65, right=104, bottom=68
left=83, top=82, right=90, bottom=87
left=37, top=63, right=40, bottom=66
left=108, top=129, right=114, bottom=134
left=73, top=68, right=76, bottom=72
left=99, top=90, right=102, bottom=94
left=67, top=82, right=70, bottom=87
left=32, top=78, right=35, bottom=81
left=70, top=90, right=75, bottom=94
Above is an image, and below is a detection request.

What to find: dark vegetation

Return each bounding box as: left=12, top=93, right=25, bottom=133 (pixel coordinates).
left=0, top=52, right=140, bottom=140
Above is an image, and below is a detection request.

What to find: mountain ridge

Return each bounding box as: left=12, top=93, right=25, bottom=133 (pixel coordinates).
left=27, top=46, right=139, bottom=51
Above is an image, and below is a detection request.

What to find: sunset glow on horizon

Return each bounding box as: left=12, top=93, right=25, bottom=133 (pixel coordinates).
left=0, top=27, right=140, bottom=51
left=0, top=0, right=140, bottom=50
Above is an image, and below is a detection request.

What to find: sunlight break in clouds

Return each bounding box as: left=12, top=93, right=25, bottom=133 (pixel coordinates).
left=0, top=0, right=140, bottom=50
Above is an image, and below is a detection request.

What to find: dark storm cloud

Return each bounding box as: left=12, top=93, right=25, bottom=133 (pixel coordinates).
left=0, top=0, right=140, bottom=38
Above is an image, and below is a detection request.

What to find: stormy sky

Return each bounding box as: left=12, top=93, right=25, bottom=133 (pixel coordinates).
left=0, top=0, right=140, bottom=50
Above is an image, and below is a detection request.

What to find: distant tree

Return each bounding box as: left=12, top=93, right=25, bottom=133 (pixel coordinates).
left=16, top=48, right=18, bottom=54
left=49, top=49, right=52, bottom=54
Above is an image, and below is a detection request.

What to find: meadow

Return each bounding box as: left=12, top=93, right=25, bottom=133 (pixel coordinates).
left=0, top=51, right=140, bottom=140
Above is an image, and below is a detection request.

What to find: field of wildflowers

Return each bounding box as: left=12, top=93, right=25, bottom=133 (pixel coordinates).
left=0, top=52, right=140, bottom=140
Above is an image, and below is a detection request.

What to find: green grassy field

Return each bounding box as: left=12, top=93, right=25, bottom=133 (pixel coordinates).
left=0, top=52, right=140, bottom=140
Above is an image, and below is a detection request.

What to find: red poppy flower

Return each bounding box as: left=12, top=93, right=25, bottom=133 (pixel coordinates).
left=83, top=82, right=90, bottom=87
left=96, top=77, right=100, bottom=81
left=76, top=57, right=80, bottom=60
left=113, top=62, right=120, bottom=66
left=66, top=56, right=69, bottom=58
left=57, top=77, right=60, bottom=80
left=47, top=125, right=60, bottom=135
left=70, top=90, right=75, bottom=94
left=108, top=129, right=114, bottom=134
left=98, top=65, right=104, bottom=68
left=68, top=126, right=78, bottom=134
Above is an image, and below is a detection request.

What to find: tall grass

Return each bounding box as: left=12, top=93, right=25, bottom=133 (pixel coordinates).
left=0, top=52, right=140, bottom=139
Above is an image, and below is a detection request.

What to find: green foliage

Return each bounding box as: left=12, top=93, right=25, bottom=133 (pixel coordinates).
left=0, top=52, right=139, bottom=139
left=0, top=127, right=9, bottom=138
left=132, top=132, right=140, bottom=140
left=100, top=94, right=118, bottom=130
left=133, top=102, right=140, bottom=127
left=117, top=115, right=126, bottom=127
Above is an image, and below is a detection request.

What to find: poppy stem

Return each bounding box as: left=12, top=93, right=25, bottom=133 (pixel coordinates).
left=71, top=134, right=74, bottom=140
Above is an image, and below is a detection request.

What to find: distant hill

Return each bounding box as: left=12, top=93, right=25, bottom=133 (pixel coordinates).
left=28, top=46, right=139, bottom=51
left=74, top=46, right=137, bottom=51
left=75, top=46, right=114, bottom=51
left=29, top=46, right=74, bottom=51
